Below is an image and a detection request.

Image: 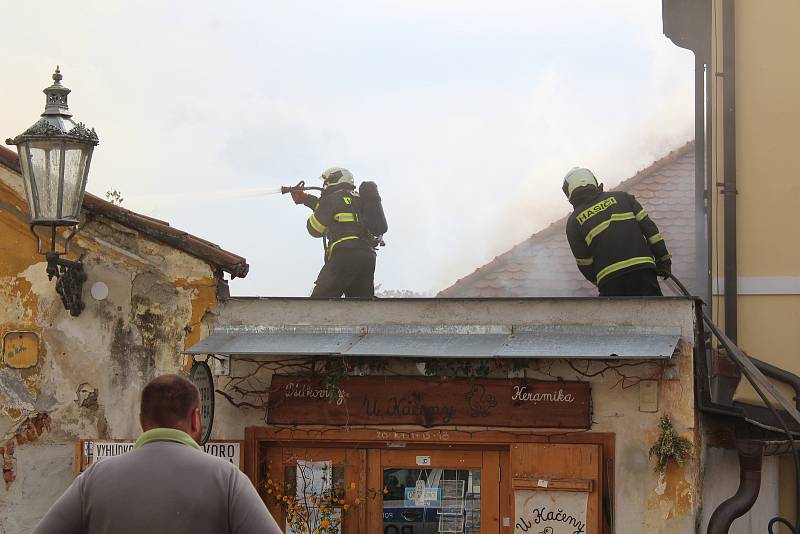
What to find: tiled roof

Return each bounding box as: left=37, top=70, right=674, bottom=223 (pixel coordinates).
left=0, top=146, right=249, bottom=278
left=439, top=142, right=696, bottom=297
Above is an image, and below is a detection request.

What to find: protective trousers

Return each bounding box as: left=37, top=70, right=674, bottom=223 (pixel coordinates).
left=598, top=269, right=663, bottom=297
left=310, top=247, right=376, bottom=298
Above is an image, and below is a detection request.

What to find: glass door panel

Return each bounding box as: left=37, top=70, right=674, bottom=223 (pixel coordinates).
left=379, top=449, right=491, bottom=534
left=383, top=467, right=481, bottom=534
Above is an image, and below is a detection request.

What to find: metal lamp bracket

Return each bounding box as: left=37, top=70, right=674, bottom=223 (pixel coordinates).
left=30, top=224, right=86, bottom=316
left=30, top=223, right=80, bottom=256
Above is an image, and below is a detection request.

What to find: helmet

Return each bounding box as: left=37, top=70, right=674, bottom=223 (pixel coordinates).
left=562, top=167, right=598, bottom=199
left=320, top=167, right=355, bottom=188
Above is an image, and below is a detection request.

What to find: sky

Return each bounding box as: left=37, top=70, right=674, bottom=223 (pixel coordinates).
left=1, top=1, right=694, bottom=296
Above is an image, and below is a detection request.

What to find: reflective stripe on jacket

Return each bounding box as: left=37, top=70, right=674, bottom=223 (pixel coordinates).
left=566, top=190, right=670, bottom=286
left=304, top=183, right=369, bottom=258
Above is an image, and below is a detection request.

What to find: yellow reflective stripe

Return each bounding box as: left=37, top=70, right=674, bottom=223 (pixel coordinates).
left=647, top=233, right=664, bottom=245
left=308, top=213, right=327, bottom=234
left=635, top=209, right=648, bottom=221
left=333, top=212, right=356, bottom=222
left=584, top=212, right=636, bottom=246
left=327, top=235, right=360, bottom=258
left=575, top=257, right=594, bottom=266
left=596, top=256, right=655, bottom=284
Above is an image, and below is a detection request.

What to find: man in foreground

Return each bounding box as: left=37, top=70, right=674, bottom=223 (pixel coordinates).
left=33, top=374, right=282, bottom=534
left=563, top=167, right=671, bottom=296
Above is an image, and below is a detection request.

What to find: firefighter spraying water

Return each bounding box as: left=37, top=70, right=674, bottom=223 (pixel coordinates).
left=282, top=167, right=387, bottom=298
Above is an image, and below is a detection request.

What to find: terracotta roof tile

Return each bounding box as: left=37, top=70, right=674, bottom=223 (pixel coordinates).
left=0, top=146, right=248, bottom=278
left=439, top=141, right=696, bottom=297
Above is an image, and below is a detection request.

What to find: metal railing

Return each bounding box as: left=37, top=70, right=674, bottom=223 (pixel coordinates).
left=667, top=275, right=799, bottom=533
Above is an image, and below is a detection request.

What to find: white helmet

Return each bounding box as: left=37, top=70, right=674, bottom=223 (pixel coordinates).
left=320, top=167, right=354, bottom=188
left=562, top=167, right=598, bottom=199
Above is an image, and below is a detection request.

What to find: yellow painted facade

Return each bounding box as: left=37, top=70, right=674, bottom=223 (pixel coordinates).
left=709, top=0, right=800, bottom=522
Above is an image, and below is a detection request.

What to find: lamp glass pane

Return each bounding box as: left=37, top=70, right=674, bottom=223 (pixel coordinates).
left=26, top=140, right=64, bottom=222
left=16, top=144, right=37, bottom=220
left=61, top=143, right=91, bottom=222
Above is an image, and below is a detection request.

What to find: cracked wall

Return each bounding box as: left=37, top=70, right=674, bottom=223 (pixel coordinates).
left=0, top=164, right=240, bottom=533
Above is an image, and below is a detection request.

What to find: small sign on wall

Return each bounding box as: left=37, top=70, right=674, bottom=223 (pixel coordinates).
left=3, top=331, right=39, bottom=369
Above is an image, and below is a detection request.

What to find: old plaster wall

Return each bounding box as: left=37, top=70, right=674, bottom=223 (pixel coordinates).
left=211, top=297, right=700, bottom=533
left=0, top=164, right=257, bottom=534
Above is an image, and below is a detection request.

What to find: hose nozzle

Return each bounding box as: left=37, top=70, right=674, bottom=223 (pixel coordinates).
left=281, top=180, right=306, bottom=194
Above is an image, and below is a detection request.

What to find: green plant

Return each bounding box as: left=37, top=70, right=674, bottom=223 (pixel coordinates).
left=649, top=415, right=692, bottom=473
left=105, top=189, right=124, bottom=206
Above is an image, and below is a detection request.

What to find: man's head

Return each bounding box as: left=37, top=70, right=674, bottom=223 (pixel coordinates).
left=139, top=374, right=201, bottom=441
left=562, top=167, right=600, bottom=202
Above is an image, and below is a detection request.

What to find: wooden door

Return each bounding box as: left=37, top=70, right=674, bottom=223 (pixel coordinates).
left=510, top=443, right=603, bottom=534
left=368, top=449, right=501, bottom=534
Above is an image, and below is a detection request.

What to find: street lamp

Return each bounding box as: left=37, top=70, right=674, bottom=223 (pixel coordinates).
left=6, top=67, right=99, bottom=317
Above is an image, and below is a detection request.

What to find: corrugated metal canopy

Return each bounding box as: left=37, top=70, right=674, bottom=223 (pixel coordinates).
left=498, top=325, right=681, bottom=359
left=185, top=324, right=681, bottom=359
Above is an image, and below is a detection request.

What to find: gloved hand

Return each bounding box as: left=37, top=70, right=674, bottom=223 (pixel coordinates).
left=656, top=258, right=672, bottom=280
left=290, top=189, right=308, bottom=205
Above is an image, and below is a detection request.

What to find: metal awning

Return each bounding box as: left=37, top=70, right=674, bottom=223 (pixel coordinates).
left=185, top=324, right=681, bottom=359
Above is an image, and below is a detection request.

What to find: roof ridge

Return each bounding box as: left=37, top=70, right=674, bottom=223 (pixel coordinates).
left=438, top=140, right=695, bottom=296
left=608, top=140, right=694, bottom=192
left=0, top=145, right=247, bottom=277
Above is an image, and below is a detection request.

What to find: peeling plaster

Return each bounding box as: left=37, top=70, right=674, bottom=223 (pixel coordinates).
left=0, top=164, right=224, bottom=529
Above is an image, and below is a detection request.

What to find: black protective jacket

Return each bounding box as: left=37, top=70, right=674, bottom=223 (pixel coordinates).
left=303, top=183, right=370, bottom=259
left=566, top=187, right=670, bottom=287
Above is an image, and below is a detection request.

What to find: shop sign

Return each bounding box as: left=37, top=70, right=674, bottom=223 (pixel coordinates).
left=514, top=490, right=588, bottom=534
left=189, top=360, right=214, bottom=445
left=267, top=376, right=591, bottom=428
left=82, top=440, right=241, bottom=467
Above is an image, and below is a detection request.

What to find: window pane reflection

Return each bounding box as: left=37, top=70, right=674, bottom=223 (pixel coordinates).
left=383, top=468, right=480, bottom=534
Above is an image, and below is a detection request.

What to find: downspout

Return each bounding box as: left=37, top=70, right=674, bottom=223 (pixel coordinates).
left=722, top=0, right=738, bottom=342
left=706, top=4, right=714, bottom=311
left=707, top=441, right=764, bottom=534
left=695, top=53, right=709, bottom=305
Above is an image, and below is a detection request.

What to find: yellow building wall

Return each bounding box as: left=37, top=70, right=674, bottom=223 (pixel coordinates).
left=710, top=0, right=800, bottom=524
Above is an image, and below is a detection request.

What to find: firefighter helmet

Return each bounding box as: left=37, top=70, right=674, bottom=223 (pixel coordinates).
left=562, top=167, right=599, bottom=200
left=320, top=167, right=355, bottom=188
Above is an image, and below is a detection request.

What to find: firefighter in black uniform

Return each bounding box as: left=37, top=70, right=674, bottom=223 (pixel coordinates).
left=563, top=167, right=671, bottom=296
left=290, top=167, right=376, bottom=298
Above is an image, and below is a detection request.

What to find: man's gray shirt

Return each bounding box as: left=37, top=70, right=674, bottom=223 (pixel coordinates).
left=32, top=440, right=282, bottom=534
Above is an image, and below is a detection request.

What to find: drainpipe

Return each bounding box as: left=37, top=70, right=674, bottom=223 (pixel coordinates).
left=722, top=0, right=738, bottom=343
left=707, top=441, right=764, bottom=534
left=706, top=4, right=714, bottom=312
left=661, top=0, right=711, bottom=303
left=695, top=53, right=709, bottom=305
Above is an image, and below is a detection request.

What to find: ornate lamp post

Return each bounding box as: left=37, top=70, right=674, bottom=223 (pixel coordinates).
left=6, top=67, right=99, bottom=316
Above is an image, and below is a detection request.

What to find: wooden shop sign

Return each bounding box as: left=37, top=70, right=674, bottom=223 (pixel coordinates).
left=267, top=376, right=591, bottom=429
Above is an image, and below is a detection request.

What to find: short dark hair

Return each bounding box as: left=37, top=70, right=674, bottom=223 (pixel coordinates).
left=140, top=374, right=199, bottom=428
